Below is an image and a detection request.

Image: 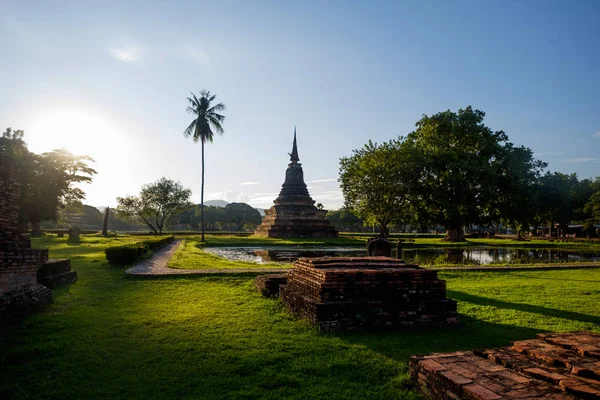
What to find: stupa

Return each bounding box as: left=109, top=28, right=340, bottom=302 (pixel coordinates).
left=254, top=130, right=338, bottom=238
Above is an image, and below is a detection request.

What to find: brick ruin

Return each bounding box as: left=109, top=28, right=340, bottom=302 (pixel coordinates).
left=410, top=331, right=600, bottom=399
left=0, top=161, right=76, bottom=327
left=254, top=129, right=338, bottom=238
left=254, top=273, right=288, bottom=298
left=271, top=256, right=457, bottom=331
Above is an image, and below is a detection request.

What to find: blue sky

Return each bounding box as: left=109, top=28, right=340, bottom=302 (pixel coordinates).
left=1, top=0, right=599, bottom=210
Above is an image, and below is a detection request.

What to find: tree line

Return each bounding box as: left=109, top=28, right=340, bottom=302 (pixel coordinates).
left=114, top=177, right=262, bottom=233
left=339, top=106, right=600, bottom=241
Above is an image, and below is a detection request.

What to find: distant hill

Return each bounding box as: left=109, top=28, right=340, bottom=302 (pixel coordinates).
left=204, top=200, right=265, bottom=216
left=204, top=200, right=229, bottom=208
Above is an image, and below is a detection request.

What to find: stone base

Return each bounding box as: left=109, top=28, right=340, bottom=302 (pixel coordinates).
left=0, top=284, right=53, bottom=328
left=254, top=204, right=338, bottom=238
left=410, top=331, right=600, bottom=399
left=37, top=259, right=78, bottom=289
left=280, top=257, right=458, bottom=332
left=254, top=273, right=288, bottom=298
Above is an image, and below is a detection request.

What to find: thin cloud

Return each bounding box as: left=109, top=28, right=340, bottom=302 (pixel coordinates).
left=560, top=157, right=600, bottom=163
left=593, top=131, right=600, bottom=137
left=534, top=151, right=563, bottom=157
left=110, top=47, right=140, bottom=62
left=186, top=48, right=210, bottom=66
left=309, top=178, right=337, bottom=183
left=240, top=181, right=260, bottom=186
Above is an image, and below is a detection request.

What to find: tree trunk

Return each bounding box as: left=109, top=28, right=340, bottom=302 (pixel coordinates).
left=443, top=227, right=465, bottom=242
left=102, top=207, right=110, bottom=237
left=379, top=223, right=389, bottom=238
left=201, top=139, right=205, bottom=242
left=31, top=220, right=42, bottom=237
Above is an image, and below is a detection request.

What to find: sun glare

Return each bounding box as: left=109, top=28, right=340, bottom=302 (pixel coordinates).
left=29, top=110, right=124, bottom=160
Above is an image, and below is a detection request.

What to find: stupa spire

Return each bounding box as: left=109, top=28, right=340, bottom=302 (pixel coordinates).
left=290, top=127, right=299, bottom=163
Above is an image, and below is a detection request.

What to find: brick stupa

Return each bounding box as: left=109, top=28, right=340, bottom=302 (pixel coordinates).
left=254, top=130, right=338, bottom=238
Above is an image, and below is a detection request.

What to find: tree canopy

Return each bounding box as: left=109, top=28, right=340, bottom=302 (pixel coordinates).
left=116, top=177, right=192, bottom=234
left=1, top=128, right=97, bottom=235
left=339, top=139, right=412, bottom=237
left=339, top=107, right=549, bottom=241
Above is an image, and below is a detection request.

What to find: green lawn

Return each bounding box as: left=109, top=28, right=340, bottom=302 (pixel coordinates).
left=1, top=235, right=599, bottom=399
left=169, top=239, right=288, bottom=270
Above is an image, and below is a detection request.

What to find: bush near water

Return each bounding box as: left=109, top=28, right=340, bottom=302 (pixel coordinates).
left=104, top=236, right=175, bottom=265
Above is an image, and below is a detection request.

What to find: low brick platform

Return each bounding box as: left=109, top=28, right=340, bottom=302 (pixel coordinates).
left=37, top=259, right=78, bottom=289
left=254, top=273, right=288, bottom=297
left=280, top=257, right=458, bottom=332
left=410, top=331, right=600, bottom=399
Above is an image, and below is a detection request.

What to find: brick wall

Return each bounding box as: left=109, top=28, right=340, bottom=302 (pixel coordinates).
left=0, top=162, right=53, bottom=325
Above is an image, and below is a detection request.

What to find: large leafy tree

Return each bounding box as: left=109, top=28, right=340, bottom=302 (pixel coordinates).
left=339, top=139, right=412, bottom=237
left=116, top=177, right=192, bottom=234
left=184, top=90, right=226, bottom=241
left=1, top=128, right=97, bottom=235
left=401, top=106, right=540, bottom=241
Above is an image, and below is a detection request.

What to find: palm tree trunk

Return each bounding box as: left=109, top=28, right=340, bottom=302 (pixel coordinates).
left=201, top=139, right=205, bottom=242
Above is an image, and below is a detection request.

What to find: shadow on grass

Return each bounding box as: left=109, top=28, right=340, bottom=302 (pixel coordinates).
left=448, top=290, right=600, bottom=325
left=507, top=273, right=600, bottom=284
left=336, top=315, right=543, bottom=363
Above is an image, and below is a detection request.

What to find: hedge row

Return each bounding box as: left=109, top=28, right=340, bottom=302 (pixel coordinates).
left=105, top=236, right=175, bottom=265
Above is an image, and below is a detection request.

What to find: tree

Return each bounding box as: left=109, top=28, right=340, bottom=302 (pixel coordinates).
left=326, top=208, right=363, bottom=232
left=339, top=139, right=411, bottom=237
left=584, top=190, right=600, bottom=230
left=184, top=90, right=226, bottom=241
left=537, top=172, right=580, bottom=237
left=225, top=202, right=261, bottom=231
left=116, top=177, right=192, bottom=234
left=489, top=145, right=546, bottom=239
left=102, top=207, right=110, bottom=237
left=1, top=128, right=97, bottom=235
left=401, top=106, right=537, bottom=242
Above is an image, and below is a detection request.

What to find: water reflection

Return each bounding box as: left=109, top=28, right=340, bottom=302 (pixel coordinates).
left=203, top=246, right=600, bottom=265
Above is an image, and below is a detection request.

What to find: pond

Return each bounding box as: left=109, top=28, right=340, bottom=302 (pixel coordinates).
left=203, top=246, right=600, bottom=265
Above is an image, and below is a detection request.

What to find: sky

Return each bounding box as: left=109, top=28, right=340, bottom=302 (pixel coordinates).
left=1, top=0, right=599, bottom=210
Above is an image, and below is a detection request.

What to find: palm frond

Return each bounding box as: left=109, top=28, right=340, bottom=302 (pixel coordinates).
left=185, top=90, right=225, bottom=144
left=183, top=120, right=197, bottom=139
left=207, top=115, right=225, bottom=135
left=208, top=112, right=225, bottom=123
left=208, top=102, right=225, bottom=113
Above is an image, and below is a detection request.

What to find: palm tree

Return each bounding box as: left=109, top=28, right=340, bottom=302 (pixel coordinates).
left=184, top=90, right=226, bottom=241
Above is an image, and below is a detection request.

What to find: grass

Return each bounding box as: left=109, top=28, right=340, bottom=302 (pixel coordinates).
left=169, top=239, right=288, bottom=270
left=1, top=235, right=599, bottom=399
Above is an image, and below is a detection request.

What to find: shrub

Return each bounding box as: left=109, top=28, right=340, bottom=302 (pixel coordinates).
left=105, top=236, right=175, bottom=265
left=142, top=236, right=175, bottom=251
